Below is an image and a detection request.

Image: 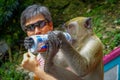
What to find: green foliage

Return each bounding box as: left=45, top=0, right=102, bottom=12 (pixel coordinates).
left=113, top=32, right=120, bottom=47
left=106, top=0, right=118, bottom=4
left=0, top=0, right=19, bottom=25
left=114, top=19, right=120, bottom=25
left=44, top=0, right=70, bottom=27
left=0, top=62, right=24, bottom=80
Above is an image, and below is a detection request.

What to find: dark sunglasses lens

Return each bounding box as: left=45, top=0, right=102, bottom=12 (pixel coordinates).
left=26, top=25, right=35, bottom=31
left=39, top=21, right=46, bottom=28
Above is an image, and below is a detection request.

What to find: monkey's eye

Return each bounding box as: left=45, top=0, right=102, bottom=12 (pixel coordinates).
left=66, top=24, right=75, bottom=33
left=68, top=24, right=74, bottom=29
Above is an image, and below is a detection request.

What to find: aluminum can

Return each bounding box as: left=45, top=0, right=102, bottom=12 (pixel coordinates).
left=28, top=31, right=71, bottom=53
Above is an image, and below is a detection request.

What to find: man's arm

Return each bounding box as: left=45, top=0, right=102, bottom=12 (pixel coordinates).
left=34, top=66, right=57, bottom=80
left=21, top=52, right=57, bottom=80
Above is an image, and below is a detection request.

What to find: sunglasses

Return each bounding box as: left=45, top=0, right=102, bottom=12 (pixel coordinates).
left=25, top=20, right=47, bottom=31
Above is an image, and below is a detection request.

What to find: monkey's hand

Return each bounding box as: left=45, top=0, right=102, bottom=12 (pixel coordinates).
left=44, top=31, right=60, bottom=72
left=57, top=31, right=69, bottom=45
left=24, top=37, right=34, bottom=49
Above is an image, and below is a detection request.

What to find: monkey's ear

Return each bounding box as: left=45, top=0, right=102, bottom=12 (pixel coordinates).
left=84, top=17, right=92, bottom=29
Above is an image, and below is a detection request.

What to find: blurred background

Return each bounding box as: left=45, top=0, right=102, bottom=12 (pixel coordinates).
left=0, top=0, right=120, bottom=79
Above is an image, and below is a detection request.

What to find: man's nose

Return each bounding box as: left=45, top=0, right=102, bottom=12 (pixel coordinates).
left=35, top=27, right=41, bottom=35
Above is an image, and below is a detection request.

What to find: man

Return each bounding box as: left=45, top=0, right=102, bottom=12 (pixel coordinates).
left=20, top=4, right=80, bottom=80
left=20, top=4, right=56, bottom=80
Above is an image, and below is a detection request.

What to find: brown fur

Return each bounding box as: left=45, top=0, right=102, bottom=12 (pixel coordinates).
left=35, top=17, right=104, bottom=80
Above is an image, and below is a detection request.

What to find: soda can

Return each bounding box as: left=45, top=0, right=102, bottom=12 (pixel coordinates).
left=28, top=31, right=71, bottom=53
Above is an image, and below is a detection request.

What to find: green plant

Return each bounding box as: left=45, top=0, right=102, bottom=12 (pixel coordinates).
left=0, top=62, right=25, bottom=80
left=113, top=33, right=120, bottom=47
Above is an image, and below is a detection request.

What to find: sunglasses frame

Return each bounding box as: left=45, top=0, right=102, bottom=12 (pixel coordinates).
left=25, top=20, right=47, bottom=31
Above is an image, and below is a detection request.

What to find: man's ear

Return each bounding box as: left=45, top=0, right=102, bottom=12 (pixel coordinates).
left=48, top=22, right=53, bottom=31
left=84, top=17, right=92, bottom=29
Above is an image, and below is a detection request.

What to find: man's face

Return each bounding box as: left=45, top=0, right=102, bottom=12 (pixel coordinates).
left=25, top=14, right=53, bottom=36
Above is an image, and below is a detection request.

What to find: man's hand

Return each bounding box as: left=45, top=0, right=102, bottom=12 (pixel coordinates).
left=21, top=52, right=39, bottom=73
left=21, top=52, right=57, bottom=80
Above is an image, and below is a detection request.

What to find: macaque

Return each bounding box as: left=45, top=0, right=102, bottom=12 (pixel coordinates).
left=44, top=17, right=104, bottom=80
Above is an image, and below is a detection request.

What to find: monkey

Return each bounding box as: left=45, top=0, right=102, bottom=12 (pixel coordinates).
left=44, top=17, right=104, bottom=80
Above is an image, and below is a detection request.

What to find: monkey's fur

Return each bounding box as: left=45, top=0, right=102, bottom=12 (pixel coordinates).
left=44, top=17, right=103, bottom=80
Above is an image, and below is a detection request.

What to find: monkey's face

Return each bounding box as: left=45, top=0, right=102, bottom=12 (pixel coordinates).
left=64, top=21, right=78, bottom=40
left=64, top=17, right=92, bottom=40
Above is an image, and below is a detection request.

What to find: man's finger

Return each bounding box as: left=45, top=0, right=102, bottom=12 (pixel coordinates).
left=28, top=52, right=36, bottom=58
left=23, top=53, right=30, bottom=59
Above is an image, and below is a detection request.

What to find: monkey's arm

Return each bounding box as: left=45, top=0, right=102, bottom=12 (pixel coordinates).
left=44, top=32, right=81, bottom=80
left=57, top=32, right=103, bottom=76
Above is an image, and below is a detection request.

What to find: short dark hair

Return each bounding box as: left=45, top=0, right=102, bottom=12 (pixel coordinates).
left=20, top=4, right=52, bottom=32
